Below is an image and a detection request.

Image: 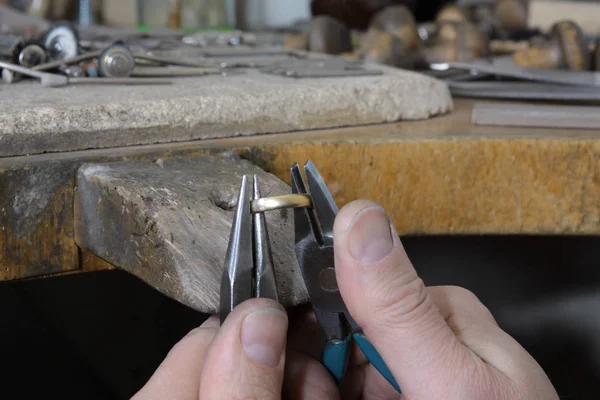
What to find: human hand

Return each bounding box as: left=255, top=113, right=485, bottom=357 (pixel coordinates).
left=132, top=199, right=559, bottom=400
left=330, top=200, right=559, bottom=399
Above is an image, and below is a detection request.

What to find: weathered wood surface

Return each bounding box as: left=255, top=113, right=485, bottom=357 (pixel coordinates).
left=1, top=99, right=599, bottom=283
left=0, top=61, right=452, bottom=158
left=75, top=154, right=307, bottom=312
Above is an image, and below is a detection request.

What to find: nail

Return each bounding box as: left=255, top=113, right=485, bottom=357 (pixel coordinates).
left=347, top=206, right=394, bottom=264
left=241, top=308, right=288, bottom=368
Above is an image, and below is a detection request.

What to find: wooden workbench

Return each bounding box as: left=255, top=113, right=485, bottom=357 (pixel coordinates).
left=1, top=98, right=599, bottom=284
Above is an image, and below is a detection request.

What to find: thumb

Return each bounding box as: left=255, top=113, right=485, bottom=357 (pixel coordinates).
left=199, top=298, right=288, bottom=399
left=334, top=200, right=467, bottom=395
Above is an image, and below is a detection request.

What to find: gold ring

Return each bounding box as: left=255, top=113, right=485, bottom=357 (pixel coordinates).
left=251, top=194, right=312, bottom=213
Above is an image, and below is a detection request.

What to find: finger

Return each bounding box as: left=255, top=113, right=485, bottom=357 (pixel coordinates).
left=333, top=200, right=471, bottom=396
left=287, top=306, right=324, bottom=359
left=199, top=298, right=288, bottom=399
left=428, top=286, right=556, bottom=393
left=132, top=316, right=220, bottom=400
left=283, top=349, right=340, bottom=400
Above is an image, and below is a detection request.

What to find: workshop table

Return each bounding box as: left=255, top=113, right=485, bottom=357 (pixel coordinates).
left=2, top=98, right=598, bottom=286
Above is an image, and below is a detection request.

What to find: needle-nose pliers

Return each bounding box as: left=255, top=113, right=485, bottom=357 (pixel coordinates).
left=218, top=174, right=278, bottom=324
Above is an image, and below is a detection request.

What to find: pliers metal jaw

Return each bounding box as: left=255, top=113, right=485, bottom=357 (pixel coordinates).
left=291, top=160, right=401, bottom=393
left=219, top=174, right=278, bottom=324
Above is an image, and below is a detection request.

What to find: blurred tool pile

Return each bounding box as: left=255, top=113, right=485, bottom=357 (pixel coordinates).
left=288, top=0, right=600, bottom=101
left=0, top=13, right=385, bottom=88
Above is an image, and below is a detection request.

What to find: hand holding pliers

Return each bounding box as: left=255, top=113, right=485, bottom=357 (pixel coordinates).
left=219, top=161, right=400, bottom=392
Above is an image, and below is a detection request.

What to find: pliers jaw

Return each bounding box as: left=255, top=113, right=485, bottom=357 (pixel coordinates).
left=219, top=174, right=278, bottom=324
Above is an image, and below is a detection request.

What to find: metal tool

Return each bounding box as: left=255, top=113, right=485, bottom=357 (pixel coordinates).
left=98, top=42, right=135, bottom=78
left=291, top=160, right=400, bottom=392
left=44, top=24, right=79, bottom=61
left=0, top=62, right=172, bottom=87
left=261, top=58, right=382, bottom=78
left=18, top=43, right=47, bottom=67
left=219, top=175, right=278, bottom=324
left=0, top=60, right=68, bottom=86
left=431, top=61, right=600, bottom=87
left=472, top=101, right=600, bottom=130
left=447, top=81, right=600, bottom=101
left=133, top=53, right=217, bottom=69
left=2, top=68, right=21, bottom=83
left=32, top=50, right=101, bottom=71
left=131, top=66, right=221, bottom=77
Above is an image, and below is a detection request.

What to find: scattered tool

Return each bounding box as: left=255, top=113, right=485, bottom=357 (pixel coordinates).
left=32, top=50, right=102, bottom=71
left=0, top=60, right=68, bottom=86
left=431, top=60, right=600, bottom=87
left=448, top=81, right=600, bottom=101
left=511, top=20, right=589, bottom=71
left=290, top=160, right=401, bottom=391
left=0, top=61, right=171, bottom=87
left=472, top=101, right=600, bottom=129
left=131, top=66, right=221, bottom=77
left=308, top=15, right=353, bottom=55
left=43, top=24, right=79, bottom=61
left=98, top=42, right=136, bottom=78
left=219, top=175, right=278, bottom=323
left=18, top=43, right=47, bottom=67
left=261, top=58, right=382, bottom=78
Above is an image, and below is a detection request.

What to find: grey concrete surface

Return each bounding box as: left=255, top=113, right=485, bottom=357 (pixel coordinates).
left=0, top=64, right=452, bottom=157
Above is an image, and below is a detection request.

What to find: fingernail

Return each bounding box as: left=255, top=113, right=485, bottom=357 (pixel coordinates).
left=241, top=308, right=288, bottom=368
left=347, top=206, right=394, bottom=264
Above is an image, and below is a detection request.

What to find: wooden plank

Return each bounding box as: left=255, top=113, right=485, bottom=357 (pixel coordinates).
left=0, top=161, right=79, bottom=280
left=1, top=99, right=599, bottom=282
left=74, top=154, right=306, bottom=312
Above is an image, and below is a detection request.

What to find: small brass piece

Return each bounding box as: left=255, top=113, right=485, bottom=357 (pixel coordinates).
left=512, top=20, right=589, bottom=71
left=494, top=0, right=529, bottom=31
left=360, top=29, right=421, bottom=69
left=309, top=15, right=353, bottom=55
left=250, top=194, right=312, bottom=213
left=283, top=33, right=309, bottom=51
left=369, top=5, right=421, bottom=50
left=424, top=22, right=489, bottom=63
left=435, top=4, right=469, bottom=24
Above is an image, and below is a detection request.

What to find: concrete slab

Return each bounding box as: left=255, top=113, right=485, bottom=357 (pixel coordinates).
left=0, top=63, right=452, bottom=157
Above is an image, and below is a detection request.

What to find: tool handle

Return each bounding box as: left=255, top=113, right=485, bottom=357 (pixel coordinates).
left=321, top=337, right=351, bottom=385
left=352, top=332, right=401, bottom=392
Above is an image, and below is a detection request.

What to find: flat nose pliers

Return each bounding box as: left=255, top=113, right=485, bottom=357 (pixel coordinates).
left=291, top=160, right=401, bottom=392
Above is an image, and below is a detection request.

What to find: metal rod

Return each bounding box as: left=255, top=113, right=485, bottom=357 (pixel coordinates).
left=33, top=50, right=102, bottom=71
left=67, top=77, right=173, bottom=85
left=131, top=66, right=221, bottom=77
left=472, top=101, right=600, bottom=130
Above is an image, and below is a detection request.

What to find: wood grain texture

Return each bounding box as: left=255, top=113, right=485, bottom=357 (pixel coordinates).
left=0, top=161, right=79, bottom=280
left=75, top=154, right=307, bottom=312
left=1, top=99, right=599, bottom=283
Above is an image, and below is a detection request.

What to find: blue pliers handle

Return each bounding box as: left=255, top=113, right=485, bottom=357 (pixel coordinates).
left=322, top=332, right=400, bottom=392
left=291, top=161, right=401, bottom=393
